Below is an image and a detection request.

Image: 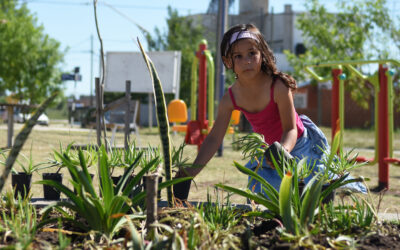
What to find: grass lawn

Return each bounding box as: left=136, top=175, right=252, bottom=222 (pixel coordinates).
left=0, top=121, right=399, bottom=212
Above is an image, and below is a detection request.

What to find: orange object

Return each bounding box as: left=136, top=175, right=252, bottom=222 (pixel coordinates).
left=168, top=99, right=188, bottom=123
left=231, top=110, right=241, bottom=125
left=171, top=125, right=187, bottom=132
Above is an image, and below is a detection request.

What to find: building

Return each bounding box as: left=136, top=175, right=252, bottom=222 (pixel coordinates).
left=294, top=83, right=400, bottom=129
left=189, top=0, right=305, bottom=72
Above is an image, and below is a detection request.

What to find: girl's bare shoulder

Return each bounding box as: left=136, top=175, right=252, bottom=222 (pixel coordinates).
left=274, top=78, right=290, bottom=95
left=219, top=89, right=235, bottom=111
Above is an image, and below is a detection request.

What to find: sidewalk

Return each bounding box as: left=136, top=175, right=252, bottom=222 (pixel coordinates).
left=378, top=212, right=400, bottom=221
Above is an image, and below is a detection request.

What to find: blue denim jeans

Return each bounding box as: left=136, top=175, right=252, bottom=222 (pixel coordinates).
left=245, top=115, right=367, bottom=194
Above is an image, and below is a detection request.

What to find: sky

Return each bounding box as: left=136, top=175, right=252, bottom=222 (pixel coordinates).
left=23, top=0, right=399, bottom=99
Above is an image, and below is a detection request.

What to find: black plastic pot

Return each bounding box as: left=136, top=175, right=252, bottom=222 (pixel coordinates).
left=173, top=178, right=191, bottom=201
left=142, top=176, right=163, bottom=199
left=111, top=176, right=121, bottom=186
left=11, top=172, right=32, bottom=199
left=42, top=173, right=63, bottom=200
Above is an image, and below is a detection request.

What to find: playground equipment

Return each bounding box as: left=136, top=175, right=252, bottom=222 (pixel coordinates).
left=184, top=40, right=215, bottom=149
left=167, top=40, right=241, bottom=150
left=168, top=99, right=188, bottom=133
left=305, top=59, right=400, bottom=190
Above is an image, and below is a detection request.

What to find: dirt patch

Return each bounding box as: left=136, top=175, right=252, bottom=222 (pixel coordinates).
left=1, top=206, right=399, bottom=248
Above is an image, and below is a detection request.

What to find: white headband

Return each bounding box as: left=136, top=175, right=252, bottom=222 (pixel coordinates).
left=229, top=31, right=259, bottom=45
left=225, top=31, right=259, bottom=55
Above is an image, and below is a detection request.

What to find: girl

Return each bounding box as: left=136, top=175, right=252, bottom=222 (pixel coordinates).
left=173, top=23, right=365, bottom=200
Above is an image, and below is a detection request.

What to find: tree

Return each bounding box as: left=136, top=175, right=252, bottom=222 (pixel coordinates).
left=285, top=0, right=399, bottom=109
left=144, top=6, right=205, bottom=104
left=0, top=0, right=64, bottom=105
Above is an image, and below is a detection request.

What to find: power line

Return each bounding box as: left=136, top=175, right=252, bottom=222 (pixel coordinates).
left=69, top=37, right=91, bottom=49
left=20, top=0, right=205, bottom=12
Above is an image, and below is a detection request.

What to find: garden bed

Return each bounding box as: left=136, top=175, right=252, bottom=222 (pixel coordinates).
left=1, top=201, right=399, bottom=249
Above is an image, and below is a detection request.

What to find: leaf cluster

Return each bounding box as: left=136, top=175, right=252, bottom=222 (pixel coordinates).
left=285, top=0, right=400, bottom=109
left=0, top=0, right=65, bottom=104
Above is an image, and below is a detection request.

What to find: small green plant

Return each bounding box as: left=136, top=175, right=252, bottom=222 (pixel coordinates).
left=196, top=189, right=240, bottom=232
left=123, top=141, right=140, bottom=169
left=171, top=143, right=191, bottom=171
left=46, top=142, right=97, bottom=174
left=12, top=143, right=49, bottom=175
left=139, top=145, right=162, bottom=173
left=321, top=131, right=367, bottom=179
left=233, top=133, right=267, bottom=163
left=316, top=194, right=376, bottom=235
left=57, top=219, right=71, bottom=250
left=1, top=191, right=38, bottom=248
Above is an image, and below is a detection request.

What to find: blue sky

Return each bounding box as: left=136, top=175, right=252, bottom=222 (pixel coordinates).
left=24, top=0, right=399, bottom=98
left=24, top=0, right=315, bottom=98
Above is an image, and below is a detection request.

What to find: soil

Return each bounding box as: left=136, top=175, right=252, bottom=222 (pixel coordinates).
left=244, top=218, right=400, bottom=249
left=1, top=207, right=400, bottom=249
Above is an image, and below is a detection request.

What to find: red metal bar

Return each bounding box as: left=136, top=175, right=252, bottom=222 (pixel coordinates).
left=384, top=157, right=400, bottom=165
left=378, top=64, right=389, bottom=189
left=196, top=42, right=208, bottom=148
left=331, top=69, right=342, bottom=141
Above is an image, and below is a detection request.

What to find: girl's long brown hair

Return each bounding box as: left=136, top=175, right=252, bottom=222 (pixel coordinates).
left=221, top=23, right=297, bottom=90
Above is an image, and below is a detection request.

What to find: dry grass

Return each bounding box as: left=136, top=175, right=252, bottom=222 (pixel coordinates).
left=0, top=121, right=399, bottom=212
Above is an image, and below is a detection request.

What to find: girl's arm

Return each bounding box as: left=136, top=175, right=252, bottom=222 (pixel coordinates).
left=178, top=92, right=234, bottom=177
left=274, top=80, right=298, bottom=153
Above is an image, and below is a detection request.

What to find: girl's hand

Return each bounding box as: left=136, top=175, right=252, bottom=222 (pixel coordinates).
left=264, top=142, right=293, bottom=168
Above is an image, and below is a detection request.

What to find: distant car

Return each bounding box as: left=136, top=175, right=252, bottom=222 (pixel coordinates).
left=13, top=113, right=49, bottom=126
left=25, top=113, right=49, bottom=126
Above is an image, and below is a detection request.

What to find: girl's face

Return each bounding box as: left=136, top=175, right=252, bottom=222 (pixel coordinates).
left=226, top=39, right=262, bottom=79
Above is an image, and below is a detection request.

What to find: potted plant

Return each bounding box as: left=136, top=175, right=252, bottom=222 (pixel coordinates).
left=41, top=143, right=97, bottom=199
left=171, top=143, right=193, bottom=201
left=10, top=144, right=49, bottom=199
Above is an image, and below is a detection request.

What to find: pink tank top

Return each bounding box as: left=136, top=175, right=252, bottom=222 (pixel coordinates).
left=228, top=82, right=304, bottom=145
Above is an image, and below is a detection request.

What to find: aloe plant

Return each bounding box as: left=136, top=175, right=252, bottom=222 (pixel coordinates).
left=217, top=161, right=325, bottom=235
left=218, top=131, right=369, bottom=236
left=12, top=142, right=51, bottom=175
left=38, top=144, right=190, bottom=240
left=139, top=146, right=162, bottom=173
left=46, top=142, right=97, bottom=174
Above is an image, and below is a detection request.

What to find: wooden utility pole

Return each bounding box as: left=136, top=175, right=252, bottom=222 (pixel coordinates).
left=216, top=0, right=228, bottom=156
